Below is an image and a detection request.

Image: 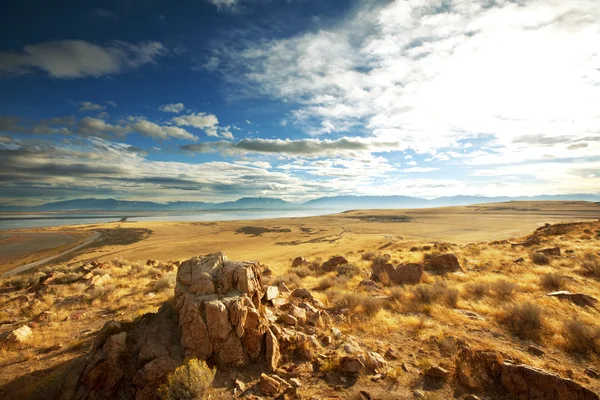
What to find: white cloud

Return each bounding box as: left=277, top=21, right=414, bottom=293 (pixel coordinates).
left=130, top=119, right=197, bottom=141
left=78, top=101, right=105, bottom=112
left=401, top=167, right=439, bottom=173
left=0, top=40, right=166, bottom=78
left=173, top=112, right=233, bottom=139
left=406, top=160, right=417, bottom=166
left=218, top=0, right=600, bottom=162
left=208, top=0, right=239, bottom=12
left=159, top=103, right=185, bottom=113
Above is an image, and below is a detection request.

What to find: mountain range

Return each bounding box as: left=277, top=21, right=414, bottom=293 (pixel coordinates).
left=1, top=194, right=599, bottom=213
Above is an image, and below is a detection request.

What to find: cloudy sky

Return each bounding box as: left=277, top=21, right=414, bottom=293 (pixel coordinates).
left=1, top=0, right=599, bottom=205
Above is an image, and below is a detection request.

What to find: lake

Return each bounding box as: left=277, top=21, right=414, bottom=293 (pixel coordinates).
left=0, top=209, right=340, bottom=230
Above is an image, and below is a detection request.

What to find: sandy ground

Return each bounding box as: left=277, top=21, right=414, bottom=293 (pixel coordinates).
left=3, top=201, right=598, bottom=276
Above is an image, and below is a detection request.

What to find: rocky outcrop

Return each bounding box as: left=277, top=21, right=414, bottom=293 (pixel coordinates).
left=0, top=325, right=32, bottom=346
left=371, top=262, right=423, bottom=285
left=537, top=247, right=561, bottom=256
left=58, top=252, right=335, bottom=400
left=425, top=254, right=462, bottom=274
left=322, top=256, right=348, bottom=271
left=456, top=348, right=599, bottom=400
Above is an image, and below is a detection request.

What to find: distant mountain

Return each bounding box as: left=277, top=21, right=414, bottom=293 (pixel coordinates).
left=1, top=194, right=599, bottom=213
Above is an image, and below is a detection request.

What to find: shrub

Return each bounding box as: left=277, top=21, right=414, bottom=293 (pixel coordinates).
left=531, top=253, right=551, bottom=265
left=371, top=254, right=391, bottom=267
left=411, top=280, right=459, bottom=307
left=361, top=251, right=376, bottom=261
left=540, top=273, right=564, bottom=291
left=562, top=320, right=600, bottom=355
left=294, top=266, right=312, bottom=278
left=158, top=358, right=215, bottom=400
left=149, top=274, right=176, bottom=293
left=491, top=279, right=518, bottom=299
left=501, top=302, right=544, bottom=341
left=337, top=264, right=361, bottom=277
left=328, top=291, right=383, bottom=317
left=581, top=256, right=600, bottom=278
left=314, top=275, right=347, bottom=291
left=463, top=282, right=490, bottom=299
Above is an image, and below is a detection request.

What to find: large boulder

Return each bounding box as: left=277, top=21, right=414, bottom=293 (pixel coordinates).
left=425, top=254, right=462, bottom=274
left=456, top=348, right=598, bottom=400
left=0, top=325, right=32, bottom=346
left=371, top=263, right=423, bottom=285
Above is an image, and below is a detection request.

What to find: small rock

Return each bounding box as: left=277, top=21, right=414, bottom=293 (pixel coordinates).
left=292, top=257, right=308, bottom=268
left=259, top=373, right=281, bottom=396
left=322, top=256, right=348, bottom=271
left=514, top=257, right=525, bottom=263
left=279, top=314, right=298, bottom=326
left=413, top=390, right=425, bottom=398
left=537, top=247, right=561, bottom=256
left=264, top=286, right=279, bottom=301
left=234, top=379, right=246, bottom=393
left=384, top=348, right=400, bottom=360
left=464, top=395, right=481, bottom=400
left=0, top=325, right=33, bottom=345
left=426, top=365, right=450, bottom=379
left=365, top=351, right=387, bottom=371
left=527, top=345, right=545, bottom=357
left=331, top=327, right=342, bottom=339
left=289, top=378, right=301, bottom=388
left=547, top=291, right=598, bottom=307
left=339, top=356, right=365, bottom=374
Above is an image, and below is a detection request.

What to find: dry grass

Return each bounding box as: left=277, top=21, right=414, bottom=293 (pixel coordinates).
left=500, top=301, right=545, bottom=342
left=540, top=272, right=565, bottom=291
left=531, top=252, right=551, bottom=265
left=562, top=319, right=600, bottom=355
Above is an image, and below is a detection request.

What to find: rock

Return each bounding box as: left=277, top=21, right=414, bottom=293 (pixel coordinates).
left=514, top=257, right=525, bottom=263
left=234, top=379, right=246, bottom=393
left=372, top=263, right=423, bottom=285
left=340, top=356, right=365, bottom=374
left=395, top=263, right=424, bottom=284
left=413, top=390, right=425, bottom=398
left=265, top=328, right=280, bottom=372
left=260, top=373, right=281, bottom=396
left=527, top=345, right=545, bottom=357
left=87, top=273, right=111, bottom=287
left=426, top=254, right=462, bottom=274
left=292, top=257, right=308, bottom=268
left=385, top=348, right=400, bottom=360
left=426, top=366, right=450, bottom=379
left=585, top=368, right=599, bottom=379
left=271, top=297, right=288, bottom=307
left=456, top=309, right=485, bottom=320
left=365, top=351, right=387, bottom=371
left=322, top=256, right=348, bottom=271
left=291, top=288, right=313, bottom=299
left=537, top=247, right=561, bottom=256
left=264, top=285, right=279, bottom=301
left=358, top=278, right=381, bottom=291
left=279, top=314, right=298, bottom=326
left=547, top=291, right=598, bottom=307
left=463, top=395, right=481, bottom=400
left=456, top=348, right=599, bottom=400
left=146, top=259, right=158, bottom=266
left=0, top=325, right=33, bottom=345
left=289, top=378, right=301, bottom=388
left=332, top=327, right=342, bottom=339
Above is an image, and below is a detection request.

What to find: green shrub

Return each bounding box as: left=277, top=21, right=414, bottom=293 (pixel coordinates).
left=157, top=359, right=215, bottom=400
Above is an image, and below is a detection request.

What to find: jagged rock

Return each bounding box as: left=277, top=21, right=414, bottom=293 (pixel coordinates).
left=279, top=313, right=298, bottom=326
left=364, top=351, right=387, bottom=371
left=537, top=247, right=561, bottom=256
left=322, top=256, right=348, bottom=271
left=547, top=291, right=598, bottom=307
left=340, top=356, right=366, bottom=374
left=292, top=257, right=308, bottom=268
left=264, top=285, right=279, bottom=301
left=456, top=348, right=599, bottom=400
left=0, top=325, right=32, bottom=345
left=260, top=373, right=281, bottom=396
left=31, top=310, right=57, bottom=324
left=425, top=254, right=462, bottom=274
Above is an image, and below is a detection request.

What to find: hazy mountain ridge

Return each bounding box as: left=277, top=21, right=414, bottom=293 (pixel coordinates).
left=1, top=194, right=599, bottom=212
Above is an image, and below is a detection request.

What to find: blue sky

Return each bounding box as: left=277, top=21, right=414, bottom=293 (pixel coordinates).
left=0, top=0, right=599, bottom=205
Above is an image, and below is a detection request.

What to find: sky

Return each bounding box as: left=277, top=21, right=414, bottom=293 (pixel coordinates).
left=0, top=0, right=599, bottom=206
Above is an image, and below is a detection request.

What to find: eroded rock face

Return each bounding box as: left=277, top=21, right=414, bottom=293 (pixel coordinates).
left=456, top=348, right=599, bottom=400
left=426, top=254, right=462, bottom=274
